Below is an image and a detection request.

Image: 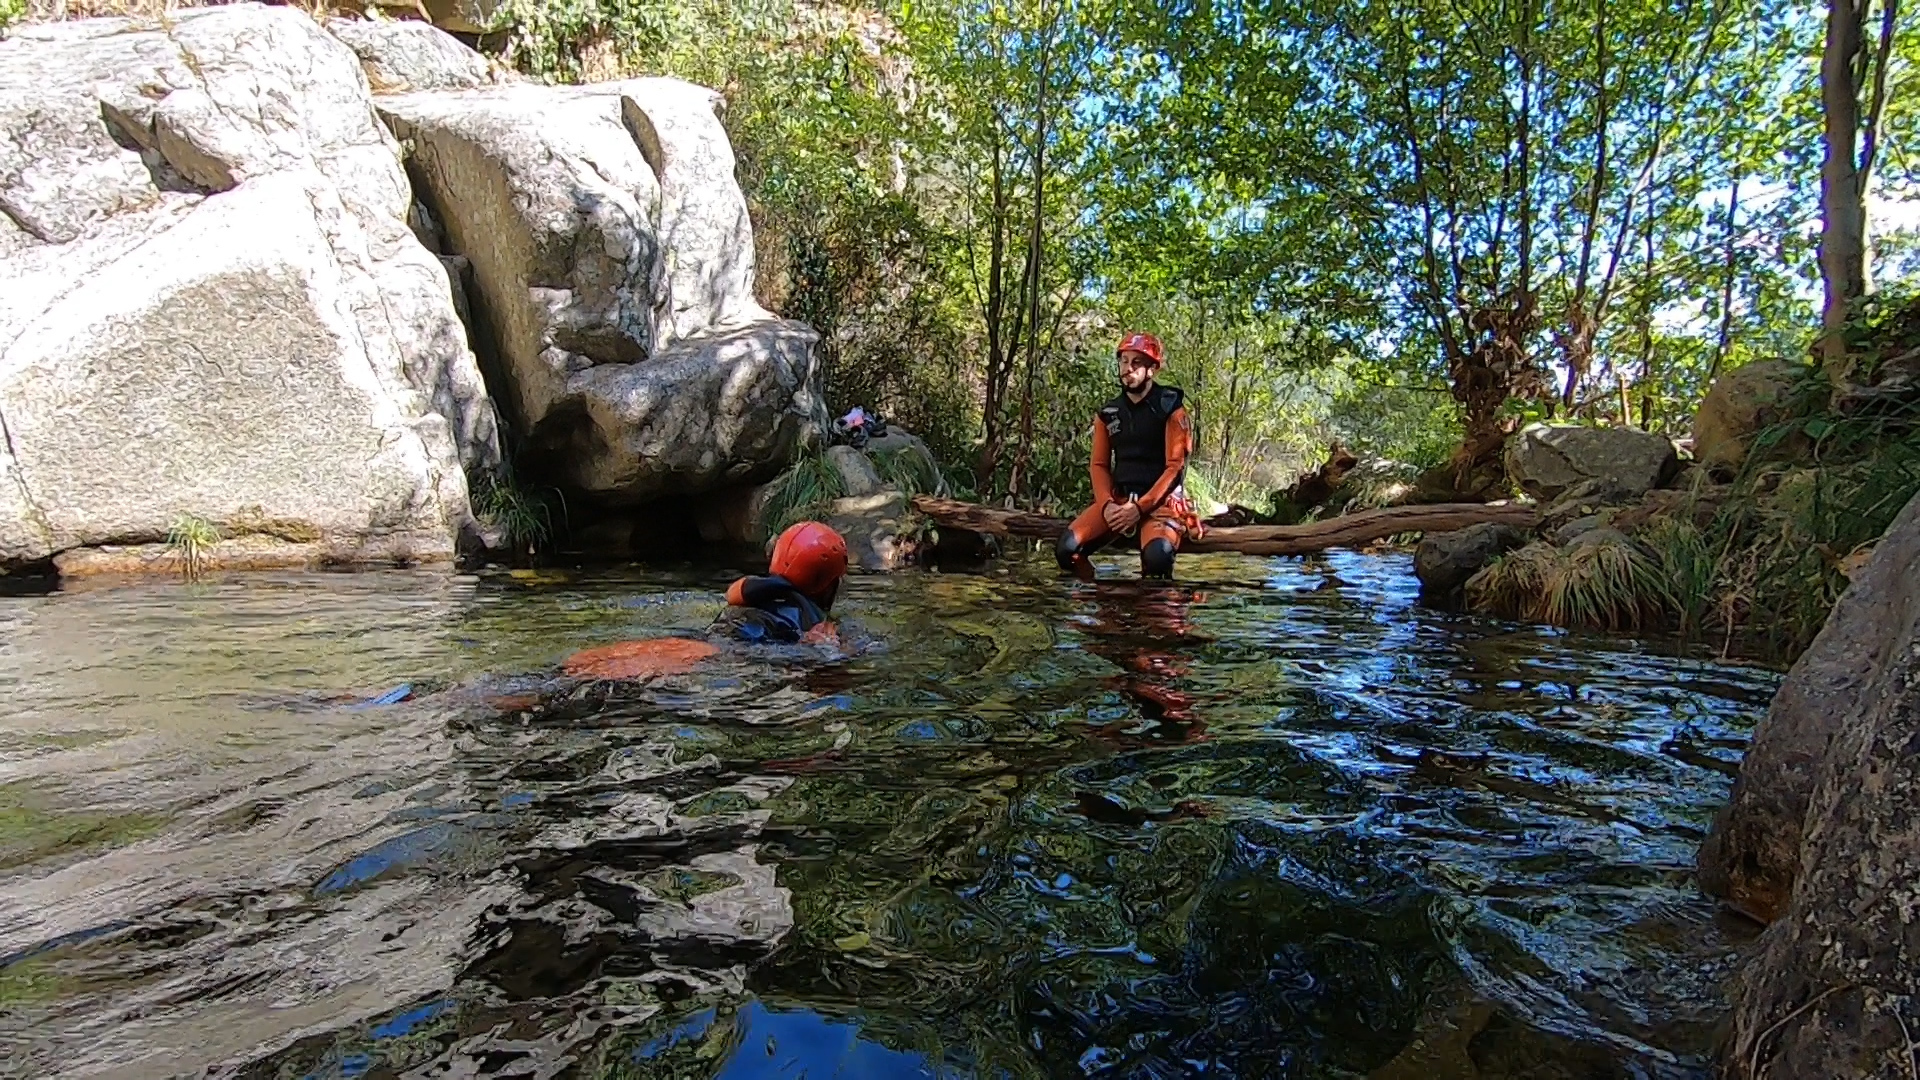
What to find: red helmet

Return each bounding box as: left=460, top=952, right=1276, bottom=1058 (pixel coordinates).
left=770, top=521, right=848, bottom=599
left=1117, top=332, right=1164, bottom=367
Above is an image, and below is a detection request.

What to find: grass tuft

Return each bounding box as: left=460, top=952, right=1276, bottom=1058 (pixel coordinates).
left=759, top=449, right=849, bottom=539
left=1465, top=542, right=1559, bottom=621
left=472, top=461, right=562, bottom=560
left=869, top=446, right=945, bottom=500
left=165, top=513, right=221, bottom=579
left=1541, top=532, right=1668, bottom=633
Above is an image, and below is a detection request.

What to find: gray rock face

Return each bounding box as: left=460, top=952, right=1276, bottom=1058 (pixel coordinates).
left=1691, top=360, right=1804, bottom=478
left=822, top=491, right=913, bottom=571
left=826, top=445, right=885, bottom=498
left=326, top=17, right=501, bottom=93
left=380, top=77, right=821, bottom=505
left=0, top=5, right=500, bottom=570
left=1505, top=424, right=1679, bottom=502
left=1718, top=490, right=1920, bottom=1077
left=1413, top=522, right=1529, bottom=602
left=1699, top=490, right=1920, bottom=926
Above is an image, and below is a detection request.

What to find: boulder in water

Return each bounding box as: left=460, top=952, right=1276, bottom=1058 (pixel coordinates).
left=0, top=5, right=500, bottom=572
left=1505, top=424, right=1679, bottom=503
left=1715, top=490, right=1920, bottom=1075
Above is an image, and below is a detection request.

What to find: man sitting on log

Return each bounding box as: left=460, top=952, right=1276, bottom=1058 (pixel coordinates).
left=1056, top=331, right=1200, bottom=581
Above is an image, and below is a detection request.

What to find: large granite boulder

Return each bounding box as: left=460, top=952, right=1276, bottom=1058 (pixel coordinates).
left=0, top=5, right=500, bottom=571
left=1691, top=360, right=1805, bottom=479
left=1717, top=490, right=1920, bottom=1076
left=379, top=76, right=822, bottom=506
left=1505, top=424, right=1678, bottom=503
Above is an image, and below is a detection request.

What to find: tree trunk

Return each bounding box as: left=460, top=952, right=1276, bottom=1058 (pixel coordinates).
left=1819, top=0, right=1868, bottom=366
left=912, top=496, right=1539, bottom=556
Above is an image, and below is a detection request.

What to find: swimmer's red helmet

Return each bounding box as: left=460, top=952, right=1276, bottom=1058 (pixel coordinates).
left=770, top=521, right=848, bottom=600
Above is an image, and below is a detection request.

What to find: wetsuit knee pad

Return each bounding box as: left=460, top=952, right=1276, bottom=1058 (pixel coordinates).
left=1141, top=538, right=1176, bottom=579
left=1056, top=529, right=1088, bottom=572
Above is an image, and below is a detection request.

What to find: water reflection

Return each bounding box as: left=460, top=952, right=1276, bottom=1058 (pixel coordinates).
left=0, top=552, right=1776, bottom=1078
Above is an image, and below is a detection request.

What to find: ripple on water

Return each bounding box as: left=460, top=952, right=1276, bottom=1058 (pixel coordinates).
left=0, top=553, right=1777, bottom=1078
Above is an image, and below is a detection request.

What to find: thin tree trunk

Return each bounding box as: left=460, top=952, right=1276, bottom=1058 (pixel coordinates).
left=1709, top=177, right=1743, bottom=386
left=1819, top=0, right=1869, bottom=365
left=1564, top=0, right=1609, bottom=407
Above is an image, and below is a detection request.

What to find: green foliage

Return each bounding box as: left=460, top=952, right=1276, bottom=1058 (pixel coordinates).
left=0, top=0, right=25, bottom=34
left=870, top=447, right=945, bottom=499
left=760, top=449, right=849, bottom=538
left=165, top=514, right=220, bottom=579
left=1640, top=515, right=1717, bottom=637
left=473, top=463, right=562, bottom=559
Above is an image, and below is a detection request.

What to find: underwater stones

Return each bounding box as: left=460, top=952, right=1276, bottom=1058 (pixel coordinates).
left=0, top=5, right=500, bottom=573
left=379, top=76, right=823, bottom=505
left=1714, top=489, right=1920, bottom=1076
left=1413, top=522, right=1529, bottom=604
left=1505, top=424, right=1679, bottom=503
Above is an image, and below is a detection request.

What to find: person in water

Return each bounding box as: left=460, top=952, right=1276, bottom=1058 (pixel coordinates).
left=1056, top=331, right=1201, bottom=581
left=558, top=522, right=851, bottom=682
left=710, top=520, right=849, bottom=644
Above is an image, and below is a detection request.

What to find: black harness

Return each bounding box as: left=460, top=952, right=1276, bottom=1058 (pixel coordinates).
left=1099, top=385, right=1185, bottom=497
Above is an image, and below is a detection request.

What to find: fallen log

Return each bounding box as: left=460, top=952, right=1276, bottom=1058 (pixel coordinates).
left=911, top=496, right=1537, bottom=556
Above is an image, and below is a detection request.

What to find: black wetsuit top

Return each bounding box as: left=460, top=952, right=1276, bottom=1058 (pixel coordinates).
left=708, top=575, right=831, bottom=644
left=1099, top=385, right=1186, bottom=497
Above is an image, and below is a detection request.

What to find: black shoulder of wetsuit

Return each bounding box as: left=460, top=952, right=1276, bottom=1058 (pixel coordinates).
left=1156, top=385, right=1185, bottom=416
left=721, top=575, right=826, bottom=640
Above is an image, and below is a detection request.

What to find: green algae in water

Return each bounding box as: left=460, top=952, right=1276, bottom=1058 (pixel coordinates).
left=0, top=785, right=167, bottom=871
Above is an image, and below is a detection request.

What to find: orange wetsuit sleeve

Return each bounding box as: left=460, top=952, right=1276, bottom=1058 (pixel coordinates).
left=1089, top=415, right=1116, bottom=505
left=1137, top=406, right=1192, bottom=513
left=726, top=577, right=748, bottom=606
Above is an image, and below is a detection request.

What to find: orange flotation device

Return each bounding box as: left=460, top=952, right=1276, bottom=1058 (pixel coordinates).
left=562, top=637, right=720, bottom=681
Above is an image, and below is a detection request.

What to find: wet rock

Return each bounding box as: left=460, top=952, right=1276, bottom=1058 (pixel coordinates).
left=325, top=16, right=502, bottom=93
left=1413, top=522, right=1529, bottom=603
left=1691, top=360, right=1806, bottom=479
left=1505, top=424, right=1679, bottom=503
left=380, top=78, right=823, bottom=506
left=1718, top=490, right=1920, bottom=1076
left=0, top=5, right=500, bottom=573
left=1699, top=491, right=1920, bottom=927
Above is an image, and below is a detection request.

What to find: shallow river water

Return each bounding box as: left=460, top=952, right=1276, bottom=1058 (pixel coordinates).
left=0, top=550, right=1776, bottom=1079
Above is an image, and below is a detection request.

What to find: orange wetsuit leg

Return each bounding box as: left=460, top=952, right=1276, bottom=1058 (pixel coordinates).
left=1139, top=504, right=1184, bottom=578
left=1056, top=502, right=1116, bottom=579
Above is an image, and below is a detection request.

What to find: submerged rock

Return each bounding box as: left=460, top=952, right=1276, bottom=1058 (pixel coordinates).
left=1715, top=490, right=1920, bottom=1075
left=0, top=5, right=500, bottom=572
left=1505, top=424, right=1679, bottom=503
